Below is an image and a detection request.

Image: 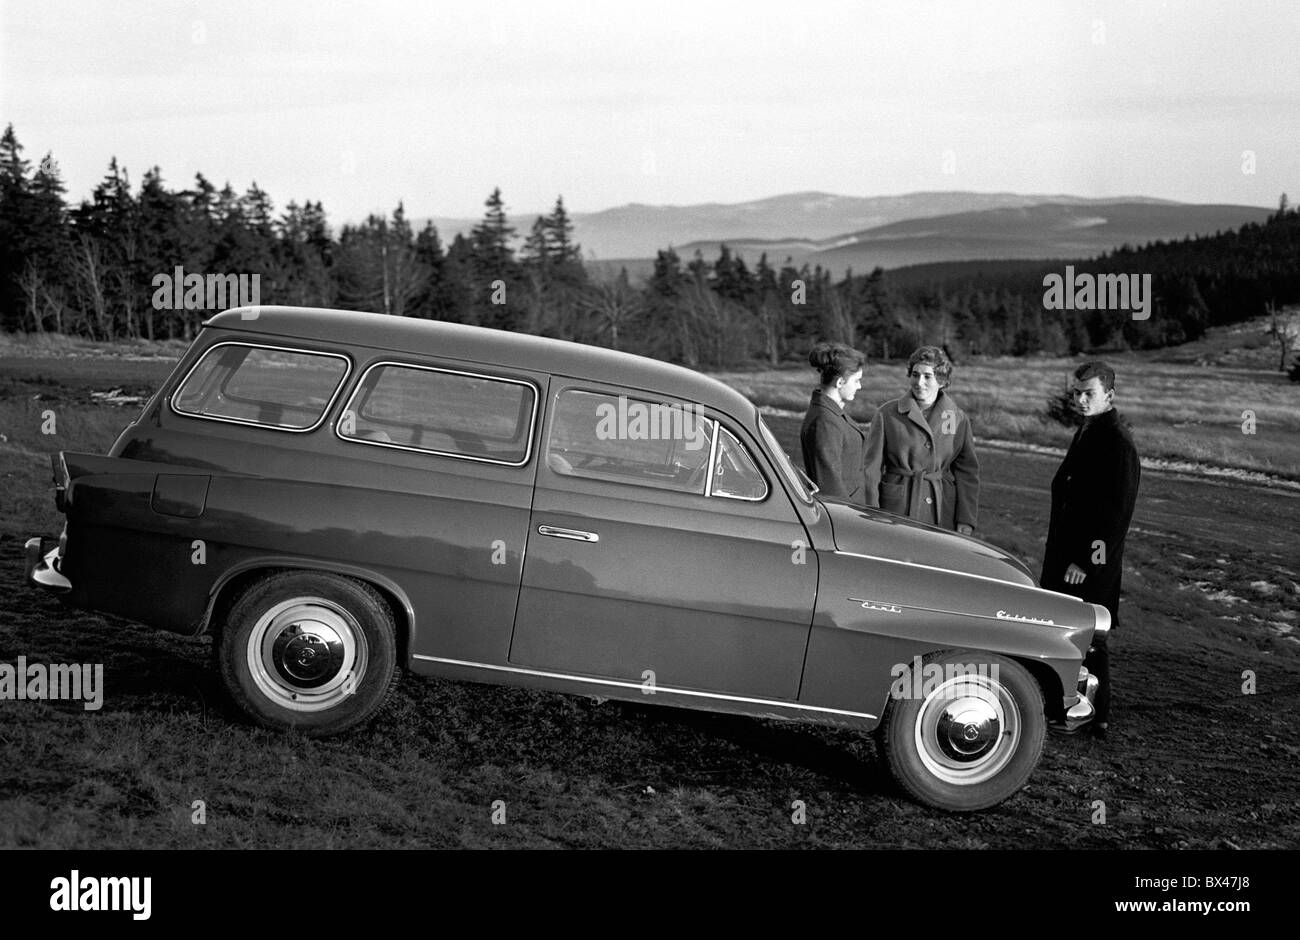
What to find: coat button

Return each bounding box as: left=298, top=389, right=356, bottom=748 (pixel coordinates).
left=924, top=441, right=931, bottom=448
left=925, top=497, right=933, bottom=504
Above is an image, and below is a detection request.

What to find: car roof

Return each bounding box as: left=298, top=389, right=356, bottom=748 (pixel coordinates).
left=205, top=306, right=758, bottom=422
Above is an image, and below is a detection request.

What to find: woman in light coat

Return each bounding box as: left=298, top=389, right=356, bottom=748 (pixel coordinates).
left=863, top=346, right=980, bottom=533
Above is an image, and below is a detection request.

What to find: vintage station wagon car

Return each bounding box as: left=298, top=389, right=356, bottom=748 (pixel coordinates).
left=26, top=306, right=1106, bottom=811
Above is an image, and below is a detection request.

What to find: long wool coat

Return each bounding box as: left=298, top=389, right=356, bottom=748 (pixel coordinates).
left=863, top=391, right=980, bottom=530
left=799, top=388, right=868, bottom=503
left=1039, top=407, right=1141, bottom=626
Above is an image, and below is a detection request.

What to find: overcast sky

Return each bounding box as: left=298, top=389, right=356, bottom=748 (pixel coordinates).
left=2, top=0, right=1296, bottom=221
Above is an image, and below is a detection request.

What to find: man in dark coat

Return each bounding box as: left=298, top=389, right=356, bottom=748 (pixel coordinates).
left=1041, top=361, right=1141, bottom=737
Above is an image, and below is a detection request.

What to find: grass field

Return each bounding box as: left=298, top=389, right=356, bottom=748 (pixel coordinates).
left=714, top=319, right=1300, bottom=482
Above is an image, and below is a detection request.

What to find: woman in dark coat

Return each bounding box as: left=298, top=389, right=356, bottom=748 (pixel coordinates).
left=799, top=342, right=868, bottom=502
left=863, top=346, right=980, bottom=533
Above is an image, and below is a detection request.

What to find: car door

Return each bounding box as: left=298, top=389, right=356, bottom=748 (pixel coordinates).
left=509, top=383, right=818, bottom=701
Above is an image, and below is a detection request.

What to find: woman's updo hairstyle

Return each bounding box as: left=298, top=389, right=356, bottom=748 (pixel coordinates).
left=906, top=345, right=953, bottom=387
left=809, top=342, right=866, bottom=387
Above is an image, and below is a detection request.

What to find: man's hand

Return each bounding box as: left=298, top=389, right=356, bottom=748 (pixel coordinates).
left=956, top=523, right=974, bottom=536
left=1064, top=562, right=1087, bottom=585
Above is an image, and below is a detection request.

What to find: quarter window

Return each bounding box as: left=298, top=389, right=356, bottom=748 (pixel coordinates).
left=338, top=363, right=535, bottom=465
left=172, top=343, right=349, bottom=431
left=710, top=427, right=768, bottom=500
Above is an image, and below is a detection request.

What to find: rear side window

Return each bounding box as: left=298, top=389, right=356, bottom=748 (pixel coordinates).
left=171, top=343, right=350, bottom=431
left=337, top=362, right=536, bottom=465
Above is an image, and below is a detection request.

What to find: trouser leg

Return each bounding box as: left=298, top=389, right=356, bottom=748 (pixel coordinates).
left=1084, top=634, right=1110, bottom=725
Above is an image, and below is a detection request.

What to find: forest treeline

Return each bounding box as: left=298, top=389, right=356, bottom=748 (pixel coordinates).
left=3, top=123, right=1299, bottom=367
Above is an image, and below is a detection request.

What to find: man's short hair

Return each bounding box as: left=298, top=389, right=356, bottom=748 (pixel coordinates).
left=1073, top=360, right=1115, bottom=392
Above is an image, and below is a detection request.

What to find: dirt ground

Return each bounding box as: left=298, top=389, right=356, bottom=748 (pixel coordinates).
left=1, top=378, right=1298, bottom=848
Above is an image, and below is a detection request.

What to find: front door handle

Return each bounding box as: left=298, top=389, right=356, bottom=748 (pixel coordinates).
left=538, top=525, right=599, bottom=543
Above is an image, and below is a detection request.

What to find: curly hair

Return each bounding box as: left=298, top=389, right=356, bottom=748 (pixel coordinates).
left=808, top=342, right=866, bottom=387
left=906, top=345, right=953, bottom=386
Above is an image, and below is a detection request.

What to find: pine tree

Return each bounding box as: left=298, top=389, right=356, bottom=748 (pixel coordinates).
left=411, top=220, right=446, bottom=319
left=469, top=188, right=522, bottom=330
left=522, top=216, right=550, bottom=274
left=0, top=125, right=35, bottom=329
left=14, top=150, right=72, bottom=331
left=470, top=187, right=518, bottom=277
left=0, top=123, right=30, bottom=192
left=545, top=196, right=582, bottom=269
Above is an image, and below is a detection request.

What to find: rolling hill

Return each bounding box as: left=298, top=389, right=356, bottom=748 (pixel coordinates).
left=664, top=201, right=1273, bottom=275
left=417, top=191, right=1271, bottom=282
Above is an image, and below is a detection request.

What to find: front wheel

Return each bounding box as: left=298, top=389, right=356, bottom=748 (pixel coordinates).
left=218, top=572, right=399, bottom=736
left=878, top=650, right=1044, bottom=811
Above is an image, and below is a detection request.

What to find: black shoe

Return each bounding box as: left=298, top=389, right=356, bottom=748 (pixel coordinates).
left=1048, top=719, right=1084, bottom=736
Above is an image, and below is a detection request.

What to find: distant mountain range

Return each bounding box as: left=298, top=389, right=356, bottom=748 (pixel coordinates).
left=417, top=191, right=1272, bottom=280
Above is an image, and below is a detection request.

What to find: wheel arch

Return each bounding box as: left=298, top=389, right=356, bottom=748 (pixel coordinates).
left=1013, top=655, right=1067, bottom=720
left=198, top=558, right=415, bottom=663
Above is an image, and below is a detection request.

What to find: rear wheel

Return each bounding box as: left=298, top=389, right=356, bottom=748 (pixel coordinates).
left=218, top=571, right=399, bottom=736
left=879, top=650, right=1044, bottom=811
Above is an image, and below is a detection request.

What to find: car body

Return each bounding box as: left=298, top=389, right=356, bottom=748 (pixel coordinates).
left=26, top=306, right=1106, bottom=811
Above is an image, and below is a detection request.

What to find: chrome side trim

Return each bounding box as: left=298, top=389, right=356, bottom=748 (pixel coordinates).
left=832, top=549, right=1076, bottom=602
left=702, top=418, right=720, bottom=498
left=411, top=654, right=877, bottom=720
left=835, top=592, right=1082, bottom=631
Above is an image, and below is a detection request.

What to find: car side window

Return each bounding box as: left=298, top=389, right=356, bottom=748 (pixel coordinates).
left=171, top=343, right=350, bottom=431
left=546, top=389, right=715, bottom=495
left=337, top=362, right=536, bottom=465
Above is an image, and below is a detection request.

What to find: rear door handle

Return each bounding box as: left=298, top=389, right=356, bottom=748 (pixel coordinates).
left=538, top=525, right=599, bottom=543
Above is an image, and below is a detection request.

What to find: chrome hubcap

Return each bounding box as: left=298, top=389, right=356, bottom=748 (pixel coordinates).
left=914, top=674, right=1020, bottom=785
left=247, top=598, right=367, bottom=712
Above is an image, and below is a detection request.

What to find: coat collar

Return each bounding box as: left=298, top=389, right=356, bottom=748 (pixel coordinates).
left=895, top=390, right=951, bottom=437
left=810, top=388, right=865, bottom=436
left=1080, top=406, right=1122, bottom=437
left=810, top=388, right=846, bottom=416
left=1083, top=406, right=1118, bottom=427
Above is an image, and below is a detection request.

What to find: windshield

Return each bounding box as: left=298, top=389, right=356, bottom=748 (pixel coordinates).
left=759, top=414, right=813, bottom=504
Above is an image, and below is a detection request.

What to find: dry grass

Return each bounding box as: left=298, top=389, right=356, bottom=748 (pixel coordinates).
left=714, top=347, right=1300, bottom=480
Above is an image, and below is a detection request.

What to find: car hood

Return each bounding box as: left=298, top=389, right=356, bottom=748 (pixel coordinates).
left=820, top=499, right=1037, bottom=587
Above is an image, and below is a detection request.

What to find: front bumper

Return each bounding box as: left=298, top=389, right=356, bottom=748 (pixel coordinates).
left=25, top=537, right=71, bottom=593
left=1091, top=603, right=1111, bottom=638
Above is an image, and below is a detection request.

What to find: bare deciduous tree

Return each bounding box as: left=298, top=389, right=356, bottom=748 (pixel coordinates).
left=69, top=235, right=111, bottom=339
left=1268, top=302, right=1300, bottom=371
left=583, top=273, right=644, bottom=351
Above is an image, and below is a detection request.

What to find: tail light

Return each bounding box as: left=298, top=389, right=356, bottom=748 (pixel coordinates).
left=51, top=452, right=70, bottom=512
